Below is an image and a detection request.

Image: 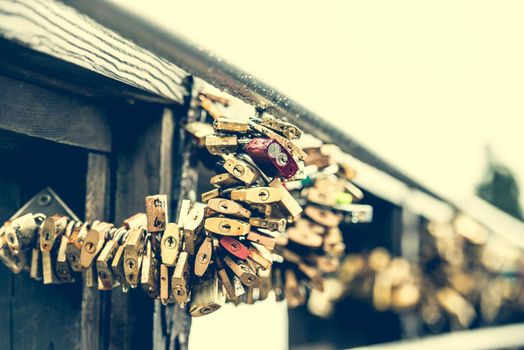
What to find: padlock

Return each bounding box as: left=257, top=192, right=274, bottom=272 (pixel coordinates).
left=194, top=236, right=213, bottom=277
left=205, top=135, right=238, bottom=155
left=221, top=154, right=260, bottom=185
left=223, top=255, right=259, bottom=287
left=199, top=94, right=223, bottom=120
left=123, top=213, right=147, bottom=230
left=160, top=223, right=181, bottom=266
left=145, top=195, right=168, bottom=233
left=245, top=138, right=299, bottom=179
left=304, top=206, right=342, bottom=227
left=185, top=121, right=215, bottom=146
left=249, top=122, right=307, bottom=161
left=219, top=236, right=249, bottom=260
left=207, top=198, right=251, bottom=219
left=42, top=250, right=61, bottom=285
left=96, top=227, right=126, bottom=290
left=269, top=178, right=303, bottom=219
left=111, top=240, right=130, bottom=292
left=249, top=217, right=286, bottom=233
left=66, top=222, right=89, bottom=272
left=172, top=251, right=190, bottom=305
left=323, top=227, right=345, bottom=256
left=249, top=203, right=274, bottom=218
left=141, top=239, right=160, bottom=298
left=40, top=215, right=69, bottom=253
left=55, top=222, right=75, bottom=283
left=124, top=227, right=146, bottom=288
left=159, top=264, right=173, bottom=305
left=189, top=276, right=225, bottom=317
left=285, top=269, right=305, bottom=308
left=201, top=188, right=221, bottom=203
left=230, top=187, right=282, bottom=204
left=247, top=245, right=272, bottom=270
left=210, top=173, right=243, bottom=188
left=30, top=245, right=42, bottom=280
left=4, top=213, right=41, bottom=255
left=272, top=267, right=285, bottom=302
left=80, top=221, right=113, bottom=268
left=204, top=217, right=250, bottom=236
left=216, top=256, right=236, bottom=299
left=306, top=188, right=337, bottom=207
left=257, top=114, right=302, bottom=140
left=213, top=117, right=248, bottom=133
left=288, top=225, right=323, bottom=248
left=246, top=231, right=276, bottom=250
left=199, top=90, right=230, bottom=106
left=183, top=204, right=205, bottom=255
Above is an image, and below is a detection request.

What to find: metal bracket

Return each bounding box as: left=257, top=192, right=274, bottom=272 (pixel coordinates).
left=10, top=187, right=79, bottom=221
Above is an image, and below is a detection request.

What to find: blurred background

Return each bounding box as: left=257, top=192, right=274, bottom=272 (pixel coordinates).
left=103, top=1, right=524, bottom=349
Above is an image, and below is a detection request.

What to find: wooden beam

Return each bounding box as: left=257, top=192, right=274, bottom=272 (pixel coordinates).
left=0, top=0, right=188, bottom=104
left=110, top=103, right=174, bottom=350
left=82, top=153, right=111, bottom=350
left=0, top=74, right=112, bottom=152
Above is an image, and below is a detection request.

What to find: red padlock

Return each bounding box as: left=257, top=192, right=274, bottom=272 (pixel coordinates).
left=245, top=138, right=299, bottom=179
left=219, top=236, right=250, bottom=260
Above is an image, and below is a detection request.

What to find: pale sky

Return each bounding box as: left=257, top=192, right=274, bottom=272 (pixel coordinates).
left=111, top=0, right=524, bottom=207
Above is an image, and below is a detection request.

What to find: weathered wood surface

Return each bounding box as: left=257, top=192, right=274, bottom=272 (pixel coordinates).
left=0, top=74, right=112, bottom=152
left=82, top=153, right=111, bottom=350
left=110, top=103, right=174, bottom=350
left=0, top=140, right=87, bottom=350
left=0, top=0, right=188, bottom=104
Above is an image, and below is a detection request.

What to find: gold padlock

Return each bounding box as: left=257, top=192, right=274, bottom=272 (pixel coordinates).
left=123, top=213, right=147, bottom=230
left=247, top=245, right=272, bottom=270
left=213, top=117, right=248, bottom=133
left=205, top=135, right=238, bottom=155
left=40, top=215, right=69, bottom=253
left=145, top=195, right=168, bottom=233
left=189, top=276, right=225, bottom=317
left=124, top=227, right=146, bottom=288
left=258, top=115, right=302, bottom=140
left=97, top=227, right=126, bottom=290
left=66, top=222, right=89, bottom=272
left=55, top=222, right=75, bottom=283
left=4, top=213, right=40, bottom=255
left=207, top=198, right=251, bottom=219
left=222, top=155, right=260, bottom=185
left=204, top=217, right=250, bottom=236
left=223, top=255, right=260, bottom=287
left=172, top=251, right=190, bottom=305
left=160, top=223, right=181, bottom=266
left=141, top=238, right=159, bottom=298
left=210, top=173, right=243, bottom=188
left=183, top=205, right=205, bottom=255
left=230, top=187, right=282, bottom=204
left=80, top=221, right=113, bottom=268
left=185, top=121, right=215, bottom=146
left=269, top=178, right=302, bottom=219
left=246, top=231, right=276, bottom=250
left=194, top=236, right=213, bottom=277
left=201, top=188, right=221, bottom=203
left=249, top=217, right=286, bottom=233
left=159, top=264, right=174, bottom=305
left=42, top=250, right=61, bottom=285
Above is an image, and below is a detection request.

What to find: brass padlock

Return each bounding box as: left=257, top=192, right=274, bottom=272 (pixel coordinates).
left=247, top=245, right=272, bottom=270
left=141, top=239, right=159, bottom=298
left=172, top=251, right=190, bottom=305
left=55, top=221, right=75, bottom=283
left=258, top=115, right=302, bottom=140
left=189, top=276, right=225, bottom=317
left=230, top=187, right=282, bottom=204
left=246, top=231, right=276, bottom=250
left=40, top=215, right=69, bottom=253
left=204, top=217, right=250, bottom=236
left=159, top=264, right=174, bottom=305
left=221, top=155, right=260, bottom=185
left=249, top=217, right=286, bottom=233
left=223, top=255, right=259, bottom=287
left=213, top=117, right=248, bottom=133
left=111, top=237, right=130, bottom=292
left=4, top=213, right=41, bottom=255
left=160, top=223, right=181, bottom=266
left=185, top=121, right=215, bottom=146
left=97, top=227, right=126, bottom=290
left=207, top=198, right=251, bottom=219
left=305, top=206, right=342, bottom=228
left=194, top=236, right=213, bottom=277
left=216, top=256, right=236, bottom=299
left=183, top=205, right=205, bottom=255
left=210, top=173, right=243, bottom=188
left=205, top=135, right=238, bottom=155
left=66, top=222, right=89, bottom=272
left=145, top=195, right=168, bottom=233
left=269, top=178, right=303, bottom=219
left=201, top=188, right=221, bottom=203
left=42, top=250, right=61, bottom=285
left=124, top=227, right=146, bottom=288
left=80, top=221, right=113, bottom=268
left=123, top=213, right=147, bottom=230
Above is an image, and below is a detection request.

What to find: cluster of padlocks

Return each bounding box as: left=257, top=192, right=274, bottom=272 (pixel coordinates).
left=0, top=89, right=372, bottom=317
